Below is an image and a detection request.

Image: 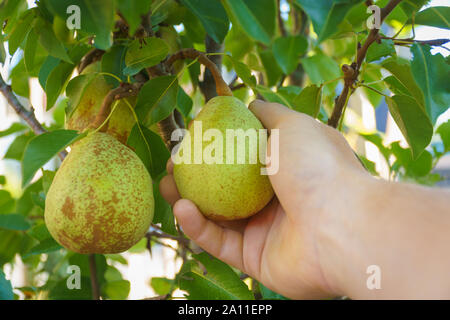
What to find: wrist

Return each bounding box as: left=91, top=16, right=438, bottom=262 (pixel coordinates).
left=314, top=168, right=381, bottom=298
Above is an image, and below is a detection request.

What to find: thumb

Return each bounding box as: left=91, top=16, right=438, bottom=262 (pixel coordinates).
left=248, top=99, right=295, bottom=130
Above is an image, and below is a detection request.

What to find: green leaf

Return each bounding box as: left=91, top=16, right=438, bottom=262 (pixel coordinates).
left=101, top=45, right=127, bottom=85
left=255, top=85, right=292, bottom=108
left=38, top=56, right=60, bottom=89
left=295, top=0, right=363, bottom=42
left=223, top=0, right=276, bottom=45
left=24, top=28, right=47, bottom=76
left=292, top=85, right=322, bottom=118
left=385, top=95, right=433, bottom=159
left=0, top=190, right=15, bottom=214
left=361, top=64, right=385, bottom=107
left=27, top=223, right=52, bottom=241
left=153, top=174, right=177, bottom=236
left=22, top=130, right=84, bottom=187
left=359, top=133, right=391, bottom=163
left=301, top=53, right=340, bottom=95
left=151, top=277, right=174, bottom=295
left=45, top=61, right=76, bottom=110
left=0, top=214, right=31, bottom=231
left=381, top=57, right=425, bottom=109
left=7, top=9, right=35, bottom=55
left=25, top=237, right=62, bottom=256
left=116, top=0, right=152, bottom=35
left=410, top=44, right=450, bottom=124
left=47, top=0, right=114, bottom=50
left=103, top=280, right=130, bottom=300
left=226, top=55, right=257, bottom=88
left=123, top=37, right=169, bottom=76
left=180, top=0, right=229, bottom=43
left=437, top=120, right=450, bottom=152
left=413, top=6, right=450, bottom=29
left=65, top=73, right=98, bottom=117
left=258, top=48, right=283, bottom=87
left=4, top=132, right=34, bottom=161
left=272, top=35, right=308, bottom=75
left=134, top=75, right=178, bottom=125
left=224, top=24, right=254, bottom=63
left=0, top=176, right=5, bottom=185
left=0, top=270, right=13, bottom=300
left=36, top=19, right=72, bottom=63
left=0, top=123, right=27, bottom=138
left=177, top=86, right=193, bottom=118
left=127, top=124, right=170, bottom=179
left=180, top=253, right=254, bottom=300
left=48, top=277, right=92, bottom=300
left=366, top=39, right=396, bottom=62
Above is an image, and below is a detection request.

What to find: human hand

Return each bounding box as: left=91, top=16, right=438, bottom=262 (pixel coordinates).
left=160, top=100, right=370, bottom=299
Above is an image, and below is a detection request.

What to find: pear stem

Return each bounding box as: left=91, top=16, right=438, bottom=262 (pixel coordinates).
left=90, top=82, right=143, bottom=131
left=165, top=48, right=232, bottom=97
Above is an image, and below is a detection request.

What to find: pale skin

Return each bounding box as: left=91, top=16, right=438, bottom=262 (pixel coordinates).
left=160, top=100, right=450, bottom=299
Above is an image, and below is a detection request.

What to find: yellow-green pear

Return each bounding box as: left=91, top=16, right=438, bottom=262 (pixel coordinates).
left=45, top=132, right=154, bottom=254
left=173, top=96, right=274, bottom=220
left=66, top=62, right=135, bottom=144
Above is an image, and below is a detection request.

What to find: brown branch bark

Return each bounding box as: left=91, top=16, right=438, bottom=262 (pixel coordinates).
left=328, top=0, right=403, bottom=128
left=199, top=35, right=225, bottom=101
left=166, top=48, right=232, bottom=97
left=0, top=75, right=67, bottom=160
left=78, top=49, right=105, bottom=73
left=90, top=82, right=143, bottom=131
left=88, top=254, right=100, bottom=300
left=277, top=0, right=287, bottom=37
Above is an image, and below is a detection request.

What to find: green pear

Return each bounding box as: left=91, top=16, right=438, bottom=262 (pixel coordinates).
left=65, top=62, right=135, bottom=144
left=45, top=132, right=154, bottom=254
left=173, top=96, right=274, bottom=220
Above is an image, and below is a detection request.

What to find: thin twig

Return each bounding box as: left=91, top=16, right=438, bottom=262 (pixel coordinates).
left=88, top=254, right=100, bottom=300
left=328, top=0, right=403, bottom=128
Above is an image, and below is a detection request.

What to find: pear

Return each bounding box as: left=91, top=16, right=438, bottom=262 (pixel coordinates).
left=45, top=132, right=154, bottom=254
left=173, top=96, right=274, bottom=220
left=66, top=62, right=135, bottom=144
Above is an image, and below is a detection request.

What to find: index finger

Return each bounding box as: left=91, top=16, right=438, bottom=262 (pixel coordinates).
left=248, top=100, right=296, bottom=130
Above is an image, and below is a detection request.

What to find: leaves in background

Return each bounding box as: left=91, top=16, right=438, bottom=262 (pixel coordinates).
left=134, top=75, right=178, bottom=125
left=437, top=120, right=450, bottom=152
left=294, top=0, right=364, bottom=42
left=272, top=35, right=308, bottom=75
left=127, top=124, right=170, bottom=179
left=292, top=85, right=322, bottom=118
left=116, top=0, right=152, bottom=36
left=410, top=44, right=450, bottom=124
left=180, top=253, right=254, bottom=300
left=411, top=6, right=449, bottom=29
left=177, top=86, right=193, bottom=118
left=366, top=39, right=396, bottom=62
left=0, top=123, right=27, bottom=138
left=35, top=18, right=72, bottom=63
left=47, top=0, right=114, bottom=50
left=22, top=130, right=84, bottom=187
left=0, top=214, right=31, bottom=231
left=258, top=48, right=283, bottom=87
left=152, top=174, right=177, bottom=236
left=301, top=53, right=340, bottom=95
left=385, top=95, right=433, bottom=159
left=123, top=37, right=169, bottom=76
left=224, top=0, right=276, bottom=45
left=0, top=270, right=13, bottom=300
left=180, top=0, right=229, bottom=43
left=101, top=45, right=127, bottom=85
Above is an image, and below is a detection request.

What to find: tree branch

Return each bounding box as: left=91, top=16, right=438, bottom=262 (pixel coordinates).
left=328, top=0, right=403, bottom=128
left=88, top=254, right=100, bottom=300
left=90, top=82, right=143, bottom=131
left=78, top=49, right=105, bottom=73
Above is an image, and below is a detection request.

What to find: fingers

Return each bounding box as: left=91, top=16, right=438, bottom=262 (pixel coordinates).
left=173, top=199, right=245, bottom=271
left=159, top=174, right=180, bottom=206
left=248, top=99, right=296, bottom=130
